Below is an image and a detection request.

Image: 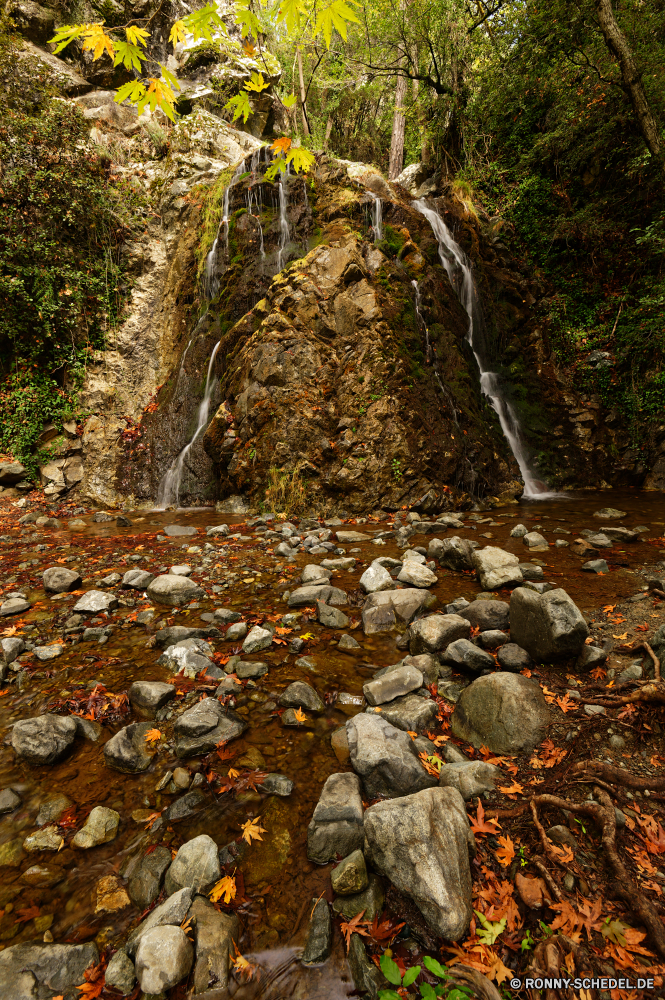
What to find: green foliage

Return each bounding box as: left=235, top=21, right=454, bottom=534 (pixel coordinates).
left=0, top=370, right=76, bottom=478
left=377, top=952, right=473, bottom=1000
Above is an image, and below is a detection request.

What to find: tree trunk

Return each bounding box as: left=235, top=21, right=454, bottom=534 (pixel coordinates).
left=388, top=71, right=408, bottom=179
left=595, top=0, right=662, bottom=166
left=297, top=46, right=310, bottom=137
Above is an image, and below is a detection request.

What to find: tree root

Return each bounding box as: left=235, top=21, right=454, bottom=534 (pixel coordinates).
left=570, top=759, right=665, bottom=791
left=531, top=790, right=665, bottom=960
left=447, top=965, right=501, bottom=1000
left=526, top=934, right=593, bottom=1000
left=530, top=855, right=563, bottom=902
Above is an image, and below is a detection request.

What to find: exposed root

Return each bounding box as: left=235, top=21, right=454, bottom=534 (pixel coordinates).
left=531, top=791, right=665, bottom=959
left=570, top=760, right=665, bottom=790
left=446, top=965, right=501, bottom=1000
left=530, top=855, right=563, bottom=902
left=526, top=934, right=593, bottom=1000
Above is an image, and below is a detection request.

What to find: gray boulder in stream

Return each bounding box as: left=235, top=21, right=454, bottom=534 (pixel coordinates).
left=146, top=574, right=204, bottom=607
left=452, top=672, right=550, bottom=753
left=174, top=697, right=247, bottom=756
left=104, top=722, right=157, bottom=773
left=12, top=714, right=78, bottom=765
left=347, top=714, right=437, bottom=799
left=363, top=786, right=475, bottom=940
left=0, top=941, right=99, bottom=1000
left=509, top=586, right=589, bottom=662
left=307, top=772, right=364, bottom=863
left=165, top=835, right=220, bottom=895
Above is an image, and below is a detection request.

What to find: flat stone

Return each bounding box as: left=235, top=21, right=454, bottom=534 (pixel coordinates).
left=128, top=846, right=172, bottom=910
left=332, top=874, right=385, bottom=922
left=338, top=633, right=361, bottom=650
left=360, top=563, right=395, bottom=593
left=105, top=949, right=136, bottom=995
left=12, top=714, right=78, bottom=765
left=170, top=564, right=192, bottom=576
left=36, top=793, right=73, bottom=826
left=452, top=672, right=550, bottom=753
left=593, top=508, right=626, bottom=519
left=147, top=574, right=204, bottom=607
left=520, top=564, right=545, bottom=581
left=460, top=600, right=510, bottom=632
left=73, top=590, right=118, bottom=614
left=279, top=681, right=324, bottom=713
left=0, top=942, right=99, bottom=1000
left=72, top=806, right=119, bottom=848
left=213, top=608, right=241, bottom=624
left=582, top=559, right=609, bottom=573
left=472, top=546, right=522, bottom=590
left=100, top=572, right=122, bottom=586
left=242, top=625, right=272, bottom=653
left=188, top=895, right=238, bottom=993
left=307, top=772, right=364, bottom=864
left=509, top=587, right=589, bottom=662
left=0, top=597, right=30, bottom=616
left=331, top=849, right=368, bottom=896
left=164, top=835, right=220, bottom=896
left=1, top=636, right=25, bottom=664
left=236, top=660, right=268, bottom=679
left=95, top=874, right=131, bottom=914
left=103, top=722, right=157, bottom=773
left=363, top=664, right=423, bottom=706
left=336, top=530, right=372, bottom=542
left=262, top=773, right=294, bottom=796
left=523, top=531, right=549, bottom=551
left=438, top=761, right=502, bottom=800
left=129, top=681, right=176, bottom=712
left=33, top=644, right=63, bottom=661
left=397, top=562, right=438, bottom=588
left=441, top=639, right=495, bottom=673
left=24, top=826, right=63, bottom=852
left=302, top=564, right=332, bottom=584
left=497, top=643, right=532, bottom=672
left=370, top=694, right=438, bottom=734
left=478, top=630, right=509, bottom=649
left=43, top=567, right=82, bottom=593
left=322, top=557, right=356, bottom=570
left=135, top=925, right=193, bottom=994
left=164, top=789, right=206, bottom=822
left=408, top=614, right=470, bottom=654
left=301, top=898, right=332, bottom=965
left=0, top=788, right=20, bottom=814
left=363, top=786, right=474, bottom=940
left=164, top=524, right=198, bottom=536
left=122, top=569, right=155, bottom=590
left=127, top=887, right=194, bottom=957
left=347, top=714, right=437, bottom=799
left=289, top=584, right=347, bottom=607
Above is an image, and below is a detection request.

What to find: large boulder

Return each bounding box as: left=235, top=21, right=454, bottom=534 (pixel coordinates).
left=509, top=587, right=589, bottom=662
left=12, top=715, right=78, bottom=765
left=42, top=567, right=82, bottom=593
left=135, top=925, right=193, bottom=994
left=307, top=772, right=364, bottom=863
left=174, top=698, right=247, bottom=756
left=363, top=664, right=423, bottom=706
left=362, top=590, right=436, bottom=634
left=165, top=835, right=220, bottom=895
left=347, top=714, right=437, bottom=799
left=429, top=536, right=475, bottom=571
left=127, top=888, right=193, bottom=957
left=188, top=896, right=239, bottom=994
left=408, top=614, right=470, bottom=655
left=359, top=563, right=395, bottom=594
left=147, top=575, right=205, bottom=607
left=104, top=722, right=156, bottom=773
left=460, top=599, right=510, bottom=632
left=451, top=672, right=550, bottom=753
left=472, top=547, right=523, bottom=590
left=363, top=787, right=474, bottom=940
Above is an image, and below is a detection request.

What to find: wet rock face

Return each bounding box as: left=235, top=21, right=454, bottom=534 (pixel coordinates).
left=346, top=714, right=438, bottom=799
left=0, top=941, right=99, bottom=1000
left=509, top=587, right=590, bottom=662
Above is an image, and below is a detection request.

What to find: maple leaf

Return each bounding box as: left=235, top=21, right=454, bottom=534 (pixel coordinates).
left=15, top=904, right=40, bottom=923
left=556, top=693, right=576, bottom=713
left=419, top=752, right=443, bottom=776
left=495, top=835, right=516, bottom=866
left=365, top=913, right=405, bottom=945
left=241, top=817, right=266, bottom=845
left=577, top=897, right=604, bottom=940
left=590, top=666, right=607, bottom=680
left=293, top=707, right=306, bottom=723
left=231, top=941, right=254, bottom=980
left=339, top=909, right=369, bottom=951
left=474, top=909, right=506, bottom=945
left=603, top=604, right=617, bottom=613
left=549, top=900, right=583, bottom=940
left=271, top=136, right=292, bottom=155
left=210, top=874, right=237, bottom=905
left=498, top=781, right=524, bottom=798
left=469, top=799, right=501, bottom=836
left=299, top=632, right=316, bottom=640
left=144, top=728, right=162, bottom=744
left=549, top=842, right=574, bottom=865
left=613, top=632, right=629, bottom=640
left=242, top=39, right=256, bottom=55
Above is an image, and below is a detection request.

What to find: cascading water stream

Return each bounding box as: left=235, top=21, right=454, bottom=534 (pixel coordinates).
left=367, top=192, right=383, bottom=240
left=203, top=158, right=250, bottom=299
left=277, top=166, right=290, bottom=270
left=156, top=340, right=222, bottom=508
left=414, top=198, right=553, bottom=498
left=412, top=279, right=460, bottom=427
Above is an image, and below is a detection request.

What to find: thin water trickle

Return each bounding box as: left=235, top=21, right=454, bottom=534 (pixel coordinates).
left=277, top=167, right=290, bottom=270
left=156, top=340, right=222, bottom=508
left=367, top=191, right=383, bottom=240
left=204, top=158, right=250, bottom=299
left=413, top=278, right=459, bottom=426
left=414, top=199, right=557, bottom=499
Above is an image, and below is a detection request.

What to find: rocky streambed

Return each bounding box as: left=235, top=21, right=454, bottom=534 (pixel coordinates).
left=0, top=490, right=665, bottom=998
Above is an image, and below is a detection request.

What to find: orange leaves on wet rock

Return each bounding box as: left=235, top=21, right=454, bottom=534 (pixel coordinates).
left=209, top=874, right=237, bottom=905
left=339, top=909, right=369, bottom=950
left=144, top=728, right=162, bottom=744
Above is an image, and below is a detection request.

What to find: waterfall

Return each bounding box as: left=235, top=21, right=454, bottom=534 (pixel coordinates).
left=414, top=199, right=552, bottom=498
left=412, top=279, right=459, bottom=426
left=277, top=167, right=290, bottom=270
left=367, top=192, right=383, bottom=240
left=156, top=340, right=222, bottom=508
left=203, top=158, right=250, bottom=299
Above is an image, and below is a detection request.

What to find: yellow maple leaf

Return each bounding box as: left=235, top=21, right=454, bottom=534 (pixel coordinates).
left=293, top=707, right=306, bottom=722
left=82, top=23, right=115, bottom=60
left=209, top=874, right=237, bottom=904
left=144, top=728, right=162, bottom=744
left=241, top=817, right=266, bottom=845
left=169, top=19, right=187, bottom=47
left=613, top=632, right=629, bottom=640
left=299, top=632, right=315, bottom=640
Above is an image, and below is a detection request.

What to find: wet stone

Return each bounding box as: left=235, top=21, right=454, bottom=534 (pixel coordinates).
left=105, top=949, right=136, bottom=995
left=279, top=681, right=324, bottom=713
left=164, top=524, right=198, bottom=536
left=43, top=567, right=82, bottom=593
left=438, top=761, right=502, bottom=801
left=165, top=835, right=220, bottom=896
left=0, top=788, right=20, bottom=814
left=71, top=806, right=119, bottom=848
left=127, top=887, right=194, bottom=956
left=442, top=639, right=494, bottom=673
left=236, top=660, right=269, bottom=679
left=129, top=681, right=176, bottom=713
left=12, top=714, right=78, bottom=765
left=36, top=792, right=73, bottom=826
left=363, top=664, right=423, bottom=706
left=1, top=636, right=25, bottom=663
left=478, top=630, right=509, bottom=649
left=174, top=698, right=247, bottom=757
left=262, top=773, right=294, bottom=796
left=0, top=942, right=99, bottom=1000
left=301, top=898, right=332, bottom=966
left=0, top=597, right=30, bottom=616
left=226, top=622, right=248, bottom=641
left=147, top=574, right=204, bottom=607
left=95, top=874, right=131, bottom=914
left=0, top=837, right=25, bottom=866
left=582, top=559, right=609, bottom=574
left=460, top=599, right=510, bottom=632
left=331, top=849, right=368, bottom=896
left=347, top=714, right=437, bottom=799
left=408, top=614, right=470, bottom=655
left=24, top=826, right=63, bottom=852
left=135, top=925, right=193, bottom=994
left=128, top=846, right=172, bottom=910
left=333, top=874, right=385, bottom=922
left=242, top=625, right=272, bottom=653
left=497, top=643, right=532, bottom=672
left=368, top=693, right=438, bottom=734
left=104, top=722, right=157, bottom=773
left=316, top=601, right=350, bottom=628
left=33, top=644, right=64, bottom=661
left=213, top=608, right=241, bottom=624
left=188, top=895, right=239, bottom=993
left=164, top=789, right=206, bottom=822
left=307, top=772, right=364, bottom=864
left=122, top=569, right=154, bottom=589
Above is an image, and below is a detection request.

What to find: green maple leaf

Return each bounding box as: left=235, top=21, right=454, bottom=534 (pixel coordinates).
left=314, top=0, right=360, bottom=48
